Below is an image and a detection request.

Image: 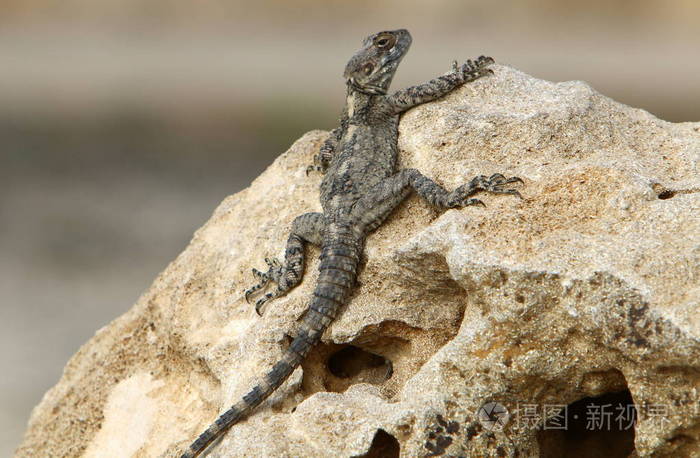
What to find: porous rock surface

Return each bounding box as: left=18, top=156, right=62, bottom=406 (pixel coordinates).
left=17, top=66, right=700, bottom=458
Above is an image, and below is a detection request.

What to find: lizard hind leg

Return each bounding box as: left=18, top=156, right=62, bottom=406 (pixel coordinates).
left=243, top=212, right=326, bottom=315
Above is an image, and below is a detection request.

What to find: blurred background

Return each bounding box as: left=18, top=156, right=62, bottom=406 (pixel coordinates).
left=1, top=0, right=698, bottom=454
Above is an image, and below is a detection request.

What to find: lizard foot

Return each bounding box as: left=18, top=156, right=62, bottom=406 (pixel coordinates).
left=449, top=173, right=523, bottom=207
left=306, top=149, right=331, bottom=176
left=452, top=55, right=495, bottom=82
left=471, top=173, right=523, bottom=198
left=306, top=165, right=323, bottom=175
left=482, top=173, right=524, bottom=197
left=244, top=257, right=284, bottom=315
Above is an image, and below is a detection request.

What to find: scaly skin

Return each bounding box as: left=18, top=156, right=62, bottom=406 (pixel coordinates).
left=181, top=29, right=521, bottom=458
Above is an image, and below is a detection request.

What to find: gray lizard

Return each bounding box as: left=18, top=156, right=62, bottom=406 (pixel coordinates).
left=181, top=28, right=521, bottom=458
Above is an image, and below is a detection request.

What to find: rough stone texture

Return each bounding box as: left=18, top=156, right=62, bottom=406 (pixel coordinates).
left=17, top=66, right=700, bottom=458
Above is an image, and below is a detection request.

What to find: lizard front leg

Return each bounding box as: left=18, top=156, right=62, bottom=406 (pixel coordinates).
left=306, top=128, right=340, bottom=175
left=350, top=169, right=522, bottom=233
left=386, top=55, right=494, bottom=114
left=245, top=212, right=326, bottom=315
left=307, top=112, right=348, bottom=175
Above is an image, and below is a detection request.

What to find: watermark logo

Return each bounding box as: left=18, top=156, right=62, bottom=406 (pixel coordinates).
left=478, top=401, right=510, bottom=431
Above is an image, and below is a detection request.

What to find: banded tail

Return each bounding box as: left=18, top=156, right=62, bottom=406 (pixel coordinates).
left=181, top=235, right=360, bottom=458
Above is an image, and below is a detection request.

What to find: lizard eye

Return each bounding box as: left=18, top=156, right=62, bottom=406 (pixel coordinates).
left=374, top=35, right=395, bottom=48
left=363, top=63, right=374, bottom=75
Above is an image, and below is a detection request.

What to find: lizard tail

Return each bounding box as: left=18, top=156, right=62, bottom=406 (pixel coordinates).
left=181, top=233, right=360, bottom=458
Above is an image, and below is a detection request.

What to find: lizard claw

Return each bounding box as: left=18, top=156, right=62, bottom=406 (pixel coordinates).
left=244, top=274, right=268, bottom=304
left=307, top=150, right=331, bottom=176
left=484, top=174, right=524, bottom=198
left=245, top=258, right=285, bottom=312
left=464, top=198, right=486, bottom=207
left=254, top=298, right=266, bottom=316
left=449, top=173, right=523, bottom=208
left=453, top=55, right=495, bottom=83
left=475, top=55, right=495, bottom=67
left=482, top=174, right=524, bottom=197
left=244, top=288, right=256, bottom=304
left=255, top=291, right=279, bottom=316
left=509, top=176, right=524, bottom=185
left=244, top=267, right=270, bottom=304
left=488, top=173, right=523, bottom=185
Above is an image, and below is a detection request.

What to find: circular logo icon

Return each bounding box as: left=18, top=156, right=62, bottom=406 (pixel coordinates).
left=478, top=401, right=510, bottom=431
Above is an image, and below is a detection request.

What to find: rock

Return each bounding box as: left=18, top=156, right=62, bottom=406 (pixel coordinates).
left=16, top=65, right=700, bottom=458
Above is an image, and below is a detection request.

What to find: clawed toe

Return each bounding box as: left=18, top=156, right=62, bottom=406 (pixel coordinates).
left=244, top=258, right=284, bottom=315
left=244, top=285, right=260, bottom=304
left=485, top=174, right=523, bottom=194
left=487, top=173, right=522, bottom=185
left=244, top=258, right=283, bottom=309
left=486, top=179, right=523, bottom=199
left=457, top=172, right=524, bottom=204
left=254, top=293, right=276, bottom=316
left=499, top=189, right=522, bottom=199
left=464, top=198, right=486, bottom=207
left=453, top=55, right=494, bottom=80
left=475, top=55, right=494, bottom=67
left=252, top=268, right=266, bottom=280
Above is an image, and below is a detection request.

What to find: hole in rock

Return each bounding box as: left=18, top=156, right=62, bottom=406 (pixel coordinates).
left=538, top=389, right=636, bottom=458
left=357, top=429, right=400, bottom=458
left=652, top=183, right=675, bottom=200
left=327, top=345, right=392, bottom=381
left=301, top=324, right=417, bottom=398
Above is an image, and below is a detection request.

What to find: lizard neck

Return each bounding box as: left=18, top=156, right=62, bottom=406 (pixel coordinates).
left=344, top=85, right=373, bottom=121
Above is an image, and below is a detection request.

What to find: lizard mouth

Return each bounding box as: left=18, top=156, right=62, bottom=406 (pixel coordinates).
left=348, top=78, right=387, bottom=95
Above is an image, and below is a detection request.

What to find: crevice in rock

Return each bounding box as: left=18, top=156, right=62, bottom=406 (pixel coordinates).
left=300, top=320, right=447, bottom=400
left=652, top=182, right=700, bottom=200
left=355, top=429, right=400, bottom=458
left=653, top=181, right=675, bottom=199
left=327, top=345, right=392, bottom=381
left=537, top=389, right=636, bottom=458
left=667, top=433, right=697, bottom=456
left=301, top=338, right=399, bottom=396
left=391, top=251, right=467, bottom=304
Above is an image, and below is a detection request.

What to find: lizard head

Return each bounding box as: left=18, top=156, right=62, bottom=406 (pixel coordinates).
left=344, top=29, right=412, bottom=95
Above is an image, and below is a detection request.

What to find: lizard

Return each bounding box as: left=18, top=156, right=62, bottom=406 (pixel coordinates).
left=181, top=28, right=521, bottom=458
